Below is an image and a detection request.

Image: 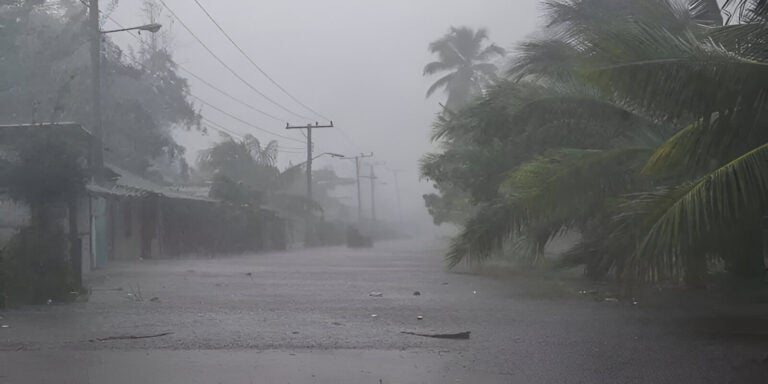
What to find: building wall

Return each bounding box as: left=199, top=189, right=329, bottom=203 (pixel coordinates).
left=0, top=198, right=29, bottom=246
left=110, top=198, right=144, bottom=261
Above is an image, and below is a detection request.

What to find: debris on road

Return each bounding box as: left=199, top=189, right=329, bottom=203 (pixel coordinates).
left=1, top=325, right=9, bottom=329
left=603, top=297, right=620, bottom=303
left=89, top=332, right=174, bottom=342
left=149, top=297, right=161, bottom=303
left=417, top=316, right=424, bottom=320
left=371, top=314, right=378, bottom=318
left=413, top=291, right=421, bottom=296
left=369, top=292, right=383, bottom=297
left=401, top=331, right=471, bottom=340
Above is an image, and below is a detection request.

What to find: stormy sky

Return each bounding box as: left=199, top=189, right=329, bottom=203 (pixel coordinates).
left=109, top=0, right=542, bottom=224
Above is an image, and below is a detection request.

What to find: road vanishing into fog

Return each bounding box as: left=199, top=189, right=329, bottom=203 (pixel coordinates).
left=2, top=237, right=768, bottom=383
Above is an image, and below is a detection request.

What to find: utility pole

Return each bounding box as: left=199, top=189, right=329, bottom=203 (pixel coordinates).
left=369, top=164, right=377, bottom=222
left=345, top=153, right=373, bottom=222
left=90, top=0, right=103, bottom=182
left=286, top=121, right=334, bottom=245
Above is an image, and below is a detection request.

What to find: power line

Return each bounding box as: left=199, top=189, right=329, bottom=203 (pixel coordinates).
left=191, top=0, right=330, bottom=122
left=177, top=66, right=284, bottom=123
left=190, top=94, right=305, bottom=144
left=156, top=0, right=314, bottom=121
left=201, top=118, right=306, bottom=154
left=107, top=13, right=358, bottom=160
left=105, top=16, right=306, bottom=144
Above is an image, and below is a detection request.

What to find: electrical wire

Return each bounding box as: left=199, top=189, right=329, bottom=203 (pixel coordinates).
left=201, top=118, right=306, bottom=154
left=156, top=0, right=314, bottom=121
left=178, top=66, right=284, bottom=123
left=105, top=16, right=306, bottom=145
left=190, top=94, right=305, bottom=144
left=191, top=0, right=330, bottom=122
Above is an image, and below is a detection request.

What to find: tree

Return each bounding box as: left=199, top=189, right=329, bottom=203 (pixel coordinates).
left=423, top=0, right=768, bottom=285
left=198, top=135, right=280, bottom=204
left=424, top=26, right=505, bottom=111
left=0, top=0, right=199, bottom=180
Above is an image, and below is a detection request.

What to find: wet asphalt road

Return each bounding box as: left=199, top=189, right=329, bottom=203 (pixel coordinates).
left=1, top=238, right=768, bottom=383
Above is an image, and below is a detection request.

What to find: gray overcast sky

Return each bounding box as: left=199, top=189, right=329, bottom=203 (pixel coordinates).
left=110, top=0, right=542, bottom=223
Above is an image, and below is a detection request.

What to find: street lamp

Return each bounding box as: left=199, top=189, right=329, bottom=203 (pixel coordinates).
left=283, top=152, right=345, bottom=173
left=90, top=0, right=162, bottom=182
left=100, top=23, right=163, bottom=35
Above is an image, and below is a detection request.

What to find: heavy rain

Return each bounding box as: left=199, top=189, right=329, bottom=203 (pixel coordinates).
left=1, top=0, right=768, bottom=383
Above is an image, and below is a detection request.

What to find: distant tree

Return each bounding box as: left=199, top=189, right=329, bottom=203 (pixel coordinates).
left=198, top=135, right=280, bottom=201
left=424, top=26, right=505, bottom=111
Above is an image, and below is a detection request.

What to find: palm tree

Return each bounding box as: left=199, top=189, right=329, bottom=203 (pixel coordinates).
left=424, top=26, right=506, bottom=111
left=424, top=0, right=768, bottom=285
left=198, top=134, right=280, bottom=193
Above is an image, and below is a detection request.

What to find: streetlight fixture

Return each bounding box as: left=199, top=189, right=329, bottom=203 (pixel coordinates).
left=90, top=0, right=163, bottom=182
left=100, top=23, right=163, bottom=35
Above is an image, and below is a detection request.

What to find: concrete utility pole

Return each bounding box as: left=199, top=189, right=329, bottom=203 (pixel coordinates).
left=369, top=164, right=377, bottom=222
left=286, top=122, right=334, bottom=244
left=342, top=153, right=373, bottom=222
left=90, top=0, right=162, bottom=182
left=90, top=0, right=103, bottom=181
left=358, top=161, right=382, bottom=223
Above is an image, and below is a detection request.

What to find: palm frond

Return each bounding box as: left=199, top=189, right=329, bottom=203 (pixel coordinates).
left=508, top=38, right=584, bottom=82
left=426, top=72, right=455, bottom=98
left=708, top=23, right=768, bottom=61
left=476, top=44, right=506, bottom=62
left=501, top=148, right=653, bottom=238
left=423, top=61, right=455, bottom=76
left=589, top=23, right=768, bottom=121
left=446, top=200, right=527, bottom=268
left=644, top=109, right=768, bottom=177
left=630, top=142, right=768, bottom=281
left=689, top=0, right=725, bottom=26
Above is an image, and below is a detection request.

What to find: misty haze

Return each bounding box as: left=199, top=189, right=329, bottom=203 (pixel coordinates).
left=1, top=0, right=768, bottom=383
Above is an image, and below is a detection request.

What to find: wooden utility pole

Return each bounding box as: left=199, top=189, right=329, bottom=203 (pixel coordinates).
left=286, top=122, right=334, bottom=245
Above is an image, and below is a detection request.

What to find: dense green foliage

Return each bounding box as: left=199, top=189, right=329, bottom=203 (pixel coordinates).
left=198, top=135, right=279, bottom=205
left=0, top=0, right=198, bottom=180
left=422, top=0, right=768, bottom=285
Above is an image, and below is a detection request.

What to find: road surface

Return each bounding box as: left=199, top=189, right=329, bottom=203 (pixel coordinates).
left=1, top=238, right=767, bottom=383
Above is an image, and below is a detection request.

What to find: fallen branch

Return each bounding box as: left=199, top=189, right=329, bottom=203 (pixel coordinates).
left=401, top=331, right=470, bottom=340
left=90, top=332, right=173, bottom=342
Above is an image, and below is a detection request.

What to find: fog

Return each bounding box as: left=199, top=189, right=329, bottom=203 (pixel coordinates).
left=4, top=0, right=768, bottom=382
left=110, top=0, right=541, bottom=224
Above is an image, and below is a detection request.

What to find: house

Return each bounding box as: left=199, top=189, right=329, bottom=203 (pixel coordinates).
left=0, top=122, right=288, bottom=281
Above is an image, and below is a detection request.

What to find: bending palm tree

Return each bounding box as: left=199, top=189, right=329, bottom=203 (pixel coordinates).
left=424, top=26, right=505, bottom=111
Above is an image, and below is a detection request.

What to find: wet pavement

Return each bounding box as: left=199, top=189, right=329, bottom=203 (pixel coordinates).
left=1, top=238, right=768, bottom=383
